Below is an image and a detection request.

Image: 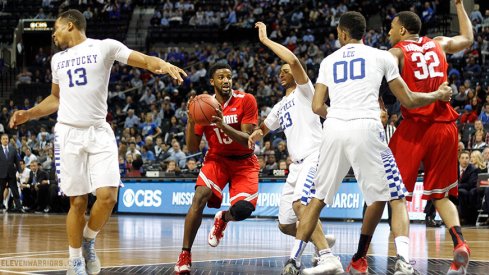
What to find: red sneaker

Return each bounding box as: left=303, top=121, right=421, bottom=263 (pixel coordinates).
left=174, top=250, right=191, bottom=274
left=346, top=256, right=368, bottom=274
left=447, top=242, right=471, bottom=275
left=208, top=211, right=228, bottom=247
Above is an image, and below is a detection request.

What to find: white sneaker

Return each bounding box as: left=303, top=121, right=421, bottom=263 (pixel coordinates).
left=208, top=211, right=228, bottom=247
left=303, top=254, right=344, bottom=275
left=66, top=257, right=87, bottom=275
left=393, top=255, right=418, bottom=275
left=312, top=234, right=337, bottom=266
left=82, top=238, right=101, bottom=274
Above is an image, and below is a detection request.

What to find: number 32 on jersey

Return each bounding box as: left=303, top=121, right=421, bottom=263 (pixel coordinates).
left=411, top=51, right=443, bottom=80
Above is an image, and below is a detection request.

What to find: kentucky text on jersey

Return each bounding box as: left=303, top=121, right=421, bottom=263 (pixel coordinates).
left=56, top=54, right=98, bottom=70
left=280, top=98, right=295, bottom=113
left=223, top=114, right=238, bottom=124
left=402, top=41, right=435, bottom=52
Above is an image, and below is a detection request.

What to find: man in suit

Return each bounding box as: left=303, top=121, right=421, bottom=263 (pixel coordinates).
left=458, top=150, right=479, bottom=224
left=24, top=160, right=50, bottom=212
left=0, top=133, right=22, bottom=212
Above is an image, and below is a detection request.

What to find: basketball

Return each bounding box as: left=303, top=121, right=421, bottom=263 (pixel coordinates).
left=188, top=94, right=221, bottom=126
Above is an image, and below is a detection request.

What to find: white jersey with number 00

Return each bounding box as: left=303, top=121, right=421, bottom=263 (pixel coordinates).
left=264, top=80, right=322, bottom=162
left=51, top=38, right=132, bottom=127
left=317, top=43, right=399, bottom=121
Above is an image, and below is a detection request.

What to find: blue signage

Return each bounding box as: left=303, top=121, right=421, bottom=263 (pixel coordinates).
left=117, top=179, right=366, bottom=219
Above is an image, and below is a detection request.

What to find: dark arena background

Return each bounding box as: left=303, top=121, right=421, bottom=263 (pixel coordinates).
left=1, top=0, right=489, bottom=274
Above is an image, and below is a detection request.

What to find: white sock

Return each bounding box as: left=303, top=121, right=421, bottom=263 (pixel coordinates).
left=69, top=246, right=82, bottom=259
left=395, top=236, right=410, bottom=262
left=83, top=224, right=99, bottom=240
left=290, top=239, right=307, bottom=267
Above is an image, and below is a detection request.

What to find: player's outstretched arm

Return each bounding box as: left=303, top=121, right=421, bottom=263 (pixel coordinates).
left=388, top=78, right=452, bottom=109
left=312, top=83, right=328, bottom=118
left=248, top=124, right=270, bottom=149
left=127, top=51, right=187, bottom=84
left=434, top=0, right=473, bottom=54
left=9, top=83, right=60, bottom=129
left=255, top=22, right=308, bottom=85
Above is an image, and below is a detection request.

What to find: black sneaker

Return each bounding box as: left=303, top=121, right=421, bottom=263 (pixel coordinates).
left=282, top=258, right=300, bottom=275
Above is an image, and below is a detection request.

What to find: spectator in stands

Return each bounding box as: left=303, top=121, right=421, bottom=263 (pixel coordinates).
left=277, top=159, right=288, bottom=176
left=461, top=104, right=478, bottom=124
left=458, top=151, right=479, bottom=224
left=274, top=141, right=288, bottom=161
left=23, top=147, right=37, bottom=166
left=126, top=141, right=141, bottom=159
left=124, top=109, right=140, bottom=128
left=16, top=68, right=32, bottom=87
left=139, top=88, right=156, bottom=106
left=167, top=141, right=186, bottom=168
left=479, top=103, right=489, bottom=125
left=470, top=4, right=484, bottom=28
left=472, top=130, right=487, bottom=150
left=83, top=7, right=93, bottom=20
left=471, top=150, right=488, bottom=173
left=464, top=57, right=482, bottom=76
left=483, top=147, right=489, bottom=167
left=140, top=145, right=156, bottom=162
left=182, top=158, right=199, bottom=175
left=165, top=160, right=180, bottom=175
left=34, top=8, right=48, bottom=19
left=127, top=155, right=143, bottom=177
left=140, top=112, right=162, bottom=139
left=26, top=160, right=50, bottom=212
left=122, top=96, right=136, bottom=114
left=264, top=150, right=277, bottom=172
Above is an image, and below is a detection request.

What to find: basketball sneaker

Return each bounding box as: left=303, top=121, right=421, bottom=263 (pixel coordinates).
left=82, top=238, right=101, bottom=275
left=346, top=256, right=368, bottom=274
left=312, top=234, right=337, bottom=266
left=281, top=258, right=300, bottom=275
left=447, top=242, right=471, bottom=275
left=208, top=211, right=227, bottom=247
left=393, top=255, right=417, bottom=275
left=174, top=250, right=191, bottom=274
left=66, top=257, right=87, bottom=275
left=303, top=254, right=344, bottom=275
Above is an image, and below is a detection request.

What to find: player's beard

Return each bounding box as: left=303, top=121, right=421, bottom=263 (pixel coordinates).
left=217, top=84, right=231, bottom=97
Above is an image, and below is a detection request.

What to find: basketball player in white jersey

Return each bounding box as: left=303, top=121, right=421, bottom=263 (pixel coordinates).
left=287, top=12, right=452, bottom=274
left=9, top=10, right=186, bottom=275
left=248, top=22, right=337, bottom=275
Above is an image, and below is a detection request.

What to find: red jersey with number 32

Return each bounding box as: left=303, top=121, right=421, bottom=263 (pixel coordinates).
left=394, top=37, right=458, bottom=122
left=194, top=90, right=258, bottom=157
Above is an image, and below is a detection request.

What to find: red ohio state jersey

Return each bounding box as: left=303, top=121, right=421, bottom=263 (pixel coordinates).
left=394, top=36, right=458, bottom=122
left=194, top=90, right=258, bottom=157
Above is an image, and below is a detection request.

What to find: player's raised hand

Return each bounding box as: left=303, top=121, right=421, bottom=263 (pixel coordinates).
left=154, top=61, right=187, bottom=85
left=255, top=22, right=268, bottom=42
left=436, top=82, right=452, bottom=102
left=248, top=129, right=263, bottom=149
left=9, top=110, right=30, bottom=129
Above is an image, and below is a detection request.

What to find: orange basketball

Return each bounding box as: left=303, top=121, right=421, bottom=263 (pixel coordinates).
left=188, top=94, right=221, bottom=126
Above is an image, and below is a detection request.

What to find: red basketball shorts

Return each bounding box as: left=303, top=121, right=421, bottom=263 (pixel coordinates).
left=196, top=153, right=260, bottom=208
left=389, top=120, right=458, bottom=200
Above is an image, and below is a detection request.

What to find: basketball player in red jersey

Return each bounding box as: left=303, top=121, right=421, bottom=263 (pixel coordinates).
left=388, top=1, right=473, bottom=274
left=175, top=63, right=259, bottom=274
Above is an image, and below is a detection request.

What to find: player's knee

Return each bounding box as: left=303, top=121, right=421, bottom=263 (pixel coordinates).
left=229, top=200, right=254, bottom=221
left=69, top=195, right=88, bottom=213
left=191, top=187, right=212, bottom=209
left=278, top=223, right=295, bottom=235
left=98, top=193, right=118, bottom=207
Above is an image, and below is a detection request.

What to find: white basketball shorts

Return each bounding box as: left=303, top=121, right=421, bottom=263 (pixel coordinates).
left=54, top=121, right=120, bottom=196
left=314, top=118, right=407, bottom=206
left=278, top=151, right=318, bottom=224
